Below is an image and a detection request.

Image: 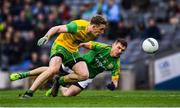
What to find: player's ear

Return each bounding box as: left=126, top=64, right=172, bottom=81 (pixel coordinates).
left=92, top=25, right=96, bottom=29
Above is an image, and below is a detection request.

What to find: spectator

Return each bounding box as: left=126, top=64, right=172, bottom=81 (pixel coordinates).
left=81, top=3, right=96, bottom=20
left=132, top=0, right=150, bottom=11
left=58, top=1, right=71, bottom=24
left=0, top=27, right=13, bottom=71
left=25, top=31, right=39, bottom=60
left=166, top=0, right=180, bottom=20
left=113, top=20, right=129, bottom=40
left=102, top=0, right=121, bottom=40
left=29, top=52, right=41, bottom=70
left=102, top=0, right=121, bottom=22
left=44, top=0, right=63, bottom=6
left=137, top=21, right=146, bottom=39
left=31, top=1, right=47, bottom=16
left=39, top=53, right=49, bottom=66
left=10, top=0, right=23, bottom=16
left=10, top=31, right=26, bottom=65
left=142, top=18, right=162, bottom=40
left=126, top=21, right=138, bottom=40
left=13, top=10, right=32, bottom=31
left=47, top=10, right=59, bottom=28
left=1, top=1, right=11, bottom=22
left=169, top=15, right=179, bottom=27
left=93, top=0, right=104, bottom=14
left=121, top=0, right=132, bottom=10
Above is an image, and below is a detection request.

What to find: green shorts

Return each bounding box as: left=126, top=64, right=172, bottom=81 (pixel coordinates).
left=50, top=42, right=84, bottom=68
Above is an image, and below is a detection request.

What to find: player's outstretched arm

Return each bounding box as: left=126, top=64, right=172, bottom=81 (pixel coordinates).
left=107, top=58, right=121, bottom=91
left=37, top=25, right=67, bottom=46
left=79, top=42, right=91, bottom=49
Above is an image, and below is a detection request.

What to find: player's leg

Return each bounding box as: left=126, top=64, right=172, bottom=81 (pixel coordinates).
left=10, top=66, right=48, bottom=81
left=49, top=75, right=92, bottom=97
left=20, top=56, right=62, bottom=98
left=59, top=61, right=89, bottom=84
left=45, top=85, right=82, bottom=97
left=47, top=48, right=89, bottom=97
left=45, top=65, right=74, bottom=97
left=59, top=79, right=93, bottom=96
left=28, top=67, right=48, bottom=76
left=48, top=51, right=89, bottom=97
left=72, top=61, right=89, bottom=81
left=20, top=43, right=64, bottom=98
left=49, top=59, right=89, bottom=97
left=60, top=85, right=82, bottom=96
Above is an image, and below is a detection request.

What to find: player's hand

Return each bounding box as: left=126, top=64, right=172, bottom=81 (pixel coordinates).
left=79, top=42, right=91, bottom=49
left=106, top=82, right=115, bottom=91
left=37, top=36, right=49, bottom=46
left=78, top=43, right=84, bottom=48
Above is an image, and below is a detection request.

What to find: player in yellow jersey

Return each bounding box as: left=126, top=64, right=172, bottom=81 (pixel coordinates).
left=15, top=15, right=108, bottom=98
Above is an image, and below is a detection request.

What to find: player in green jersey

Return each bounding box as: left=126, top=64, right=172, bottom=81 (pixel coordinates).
left=47, top=38, right=127, bottom=97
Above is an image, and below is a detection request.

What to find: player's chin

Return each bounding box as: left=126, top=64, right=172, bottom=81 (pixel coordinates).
left=114, top=54, right=120, bottom=57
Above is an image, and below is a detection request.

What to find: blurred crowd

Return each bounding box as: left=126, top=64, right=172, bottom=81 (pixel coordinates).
left=0, top=0, right=180, bottom=72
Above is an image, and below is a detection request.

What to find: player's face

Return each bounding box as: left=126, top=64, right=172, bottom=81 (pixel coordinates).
left=111, top=42, right=126, bottom=57
left=92, top=24, right=106, bottom=36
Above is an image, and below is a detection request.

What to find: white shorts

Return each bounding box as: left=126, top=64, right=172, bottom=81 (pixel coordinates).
left=77, top=79, right=93, bottom=89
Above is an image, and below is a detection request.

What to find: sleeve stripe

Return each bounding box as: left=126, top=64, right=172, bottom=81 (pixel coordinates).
left=66, top=22, right=77, bottom=33
left=89, top=41, right=93, bottom=49
left=112, top=75, right=119, bottom=79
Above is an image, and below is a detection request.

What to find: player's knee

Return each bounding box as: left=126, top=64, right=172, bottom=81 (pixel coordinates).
left=80, top=71, right=89, bottom=80
left=61, top=92, right=71, bottom=97
left=48, top=67, right=59, bottom=74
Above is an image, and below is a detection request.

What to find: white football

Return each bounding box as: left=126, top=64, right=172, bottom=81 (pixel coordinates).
left=142, top=38, right=159, bottom=54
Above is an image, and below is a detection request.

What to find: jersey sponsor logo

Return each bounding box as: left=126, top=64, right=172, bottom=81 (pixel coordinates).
left=95, top=58, right=106, bottom=69
left=107, top=63, right=113, bottom=69
left=94, top=54, right=113, bottom=70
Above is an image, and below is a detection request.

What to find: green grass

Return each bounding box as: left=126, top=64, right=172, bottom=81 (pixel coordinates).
left=0, top=90, right=180, bottom=107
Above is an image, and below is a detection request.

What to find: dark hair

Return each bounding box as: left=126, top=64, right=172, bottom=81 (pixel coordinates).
left=114, top=38, right=128, bottom=48
left=90, top=15, right=108, bottom=26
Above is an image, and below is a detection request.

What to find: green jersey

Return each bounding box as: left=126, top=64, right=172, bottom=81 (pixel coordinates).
left=83, top=41, right=120, bottom=79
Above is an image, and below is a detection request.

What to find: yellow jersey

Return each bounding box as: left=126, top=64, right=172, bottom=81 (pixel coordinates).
left=55, top=20, right=96, bottom=53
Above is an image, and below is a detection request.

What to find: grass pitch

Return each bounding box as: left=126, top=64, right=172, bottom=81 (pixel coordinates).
left=0, top=90, right=180, bottom=107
